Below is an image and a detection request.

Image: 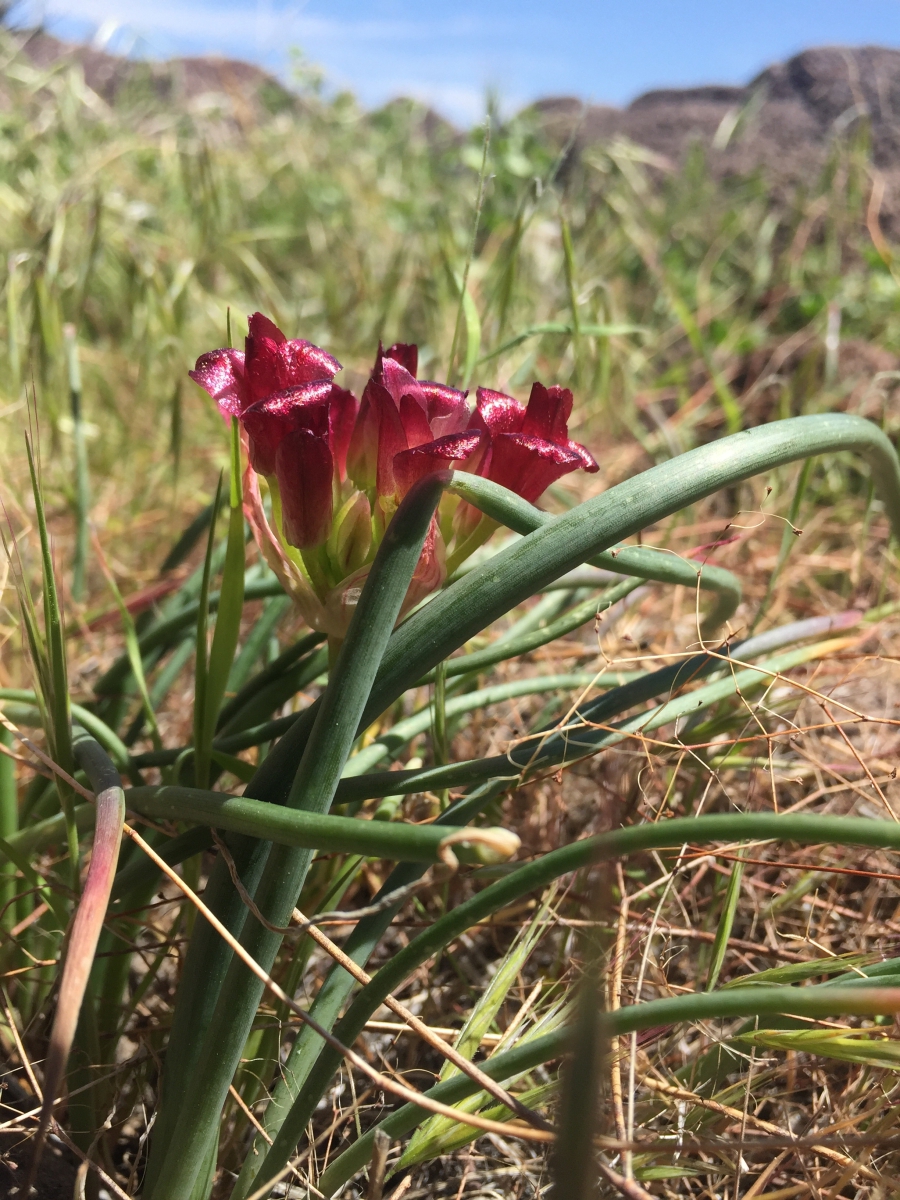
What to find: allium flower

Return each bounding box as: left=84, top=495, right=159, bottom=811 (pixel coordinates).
left=347, top=343, right=483, bottom=518
left=454, top=382, right=599, bottom=538
left=191, top=316, right=598, bottom=642
left=190, top=312, right=341, bottom=418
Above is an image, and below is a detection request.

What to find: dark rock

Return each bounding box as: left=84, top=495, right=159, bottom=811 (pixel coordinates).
left=530, top=44, right=900, bottom=186
left=10, top=28, right=298, bottom=120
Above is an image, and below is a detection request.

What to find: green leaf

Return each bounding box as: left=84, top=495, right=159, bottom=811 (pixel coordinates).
left=723, top=952, right=882, bottom=989
left=147, top=473, right=451, bottom=1200
left=192, top=471, right=225, bottom=789
left=446, top=472, right=742, bottom=633
left=705, top=851, right=744, bottom=991
left=317, top=1029, right=569, bottom=1198
left=96, top=547, right=163, bottom=751
left=23, top=436, right=77, bottom=882
left=203, top=419, right=246, bottom=735
left=735, top=1027, right=900, bottom=1070
left=406, top=893, right=552, bottom=1158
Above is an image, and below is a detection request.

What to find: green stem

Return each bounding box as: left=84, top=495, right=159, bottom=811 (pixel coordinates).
left=251, top=413, right=900, bottom=813
left=124, top=785, right=514, bottom=864
left=252, top=809, right=900, bottom=1196
left=146, top=474, right=450, bottom=1200
left=446, top=481, right=742, bottom=633
left=65, top=325, right=90, bottom=603
left=422, top=579, right=640, bottom=682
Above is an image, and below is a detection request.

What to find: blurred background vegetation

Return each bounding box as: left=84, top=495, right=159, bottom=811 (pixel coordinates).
left=2, top=24, right=898, bottom=593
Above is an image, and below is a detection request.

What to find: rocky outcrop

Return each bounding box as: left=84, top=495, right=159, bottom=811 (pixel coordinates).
left=10, top=29, right=298, bottom=120
left=530, top=46, right=900, bottom=184
left=8, top=29, right=900, bottom=189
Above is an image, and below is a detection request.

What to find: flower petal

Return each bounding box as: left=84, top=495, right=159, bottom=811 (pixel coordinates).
left=380, top=356, right=424, bottom=408
left=566, top=440, right=600, bottom=473
left=247, top=312, right=286, bottom=345
left=380, top=342, right=418, bottom=377
left=280, top=338, right=342, bottom=385
left=189, top=349, right=248, bottom=418
left=346, top=381, right=380, bottom=493
left=397, top=393, right=434, bottom=449
left=419, top=381, right=470, bottom=437
left=469, top=387, right=525, bottom=436
left=373, top=382, right=410, bottom=498
left=328, top=386, right=360, bottom=480
left=242, top=465, right=325, bottom=629
left=245, top=313, right=341, bottom=403
left=275, top=428, right=335, bottom=549
left=485, top=432, right=586, bottom=503
left=241, top=380, right=334, bottom=475
left=404, top=515, right=446, bottom=613
left=393, top=430, right=484, bottom=495
left=521, top=382, right=573, bottom=442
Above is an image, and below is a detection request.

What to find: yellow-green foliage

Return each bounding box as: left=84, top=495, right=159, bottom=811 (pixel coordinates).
left=2, top=26, right=898, bottom=524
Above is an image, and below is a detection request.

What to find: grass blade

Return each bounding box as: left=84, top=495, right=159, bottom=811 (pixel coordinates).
left=705, top=850, right=744, bottom=992
left=64, top=325, right=90, bottom=603
left=23, top=435, right=78, bottom=885
left=199, top=419, right=246, bottom=767
left=192, top=472, right=225, bottom=788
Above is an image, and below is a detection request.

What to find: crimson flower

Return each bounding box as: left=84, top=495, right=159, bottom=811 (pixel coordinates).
left=465, top=382, right=599, bottom=502
left=190, top=313, right=356, bottom=549
left=190, top=311, right=341, bottom=418
left=347, top=343, right=483, bottom=514
left=190, top=316, right=599, bottom=639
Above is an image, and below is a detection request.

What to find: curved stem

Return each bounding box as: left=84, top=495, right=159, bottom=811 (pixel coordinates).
left=124, top=785, right=517, bottom=864
left=447, top=478, right=742, bottom=632
left=250, top=809, right=900, bottom=1192
left=28, top=732, right=124, bottom=1188
left=249, top=413, right=900, bottom=812
left=317, top=978, right=900, bottom=1197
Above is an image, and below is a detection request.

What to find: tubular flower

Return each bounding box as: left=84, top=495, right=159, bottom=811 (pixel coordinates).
left=347, top=343, right=483, bottom=517
left=454, top=381, right=599, bottom=538
left=191, top=317, right=598, bottom=640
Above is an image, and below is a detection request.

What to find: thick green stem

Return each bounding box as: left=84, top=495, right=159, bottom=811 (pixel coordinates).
left=448, top=491, right=742, bottom=635
left=249, top=809, right=900, bottom=1195
left=146, top=474, right=449, bottom=1200
left=244, top=413, right=900, bottom=813
left=124, top=786, right=515, bottom=864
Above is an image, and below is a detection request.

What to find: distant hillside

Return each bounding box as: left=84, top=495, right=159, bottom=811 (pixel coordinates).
left=10, top=28, right=299, bottom=121
left=531, top=46, right=900, bottom=184
left=9, top=30, right=900, bottom=189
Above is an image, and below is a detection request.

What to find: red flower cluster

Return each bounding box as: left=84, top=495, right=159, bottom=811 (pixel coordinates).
left=191, top=313, right=598, bottom=635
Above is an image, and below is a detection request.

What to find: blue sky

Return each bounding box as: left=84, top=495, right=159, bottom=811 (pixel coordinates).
left=12, top=0, right=900, bottom=124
